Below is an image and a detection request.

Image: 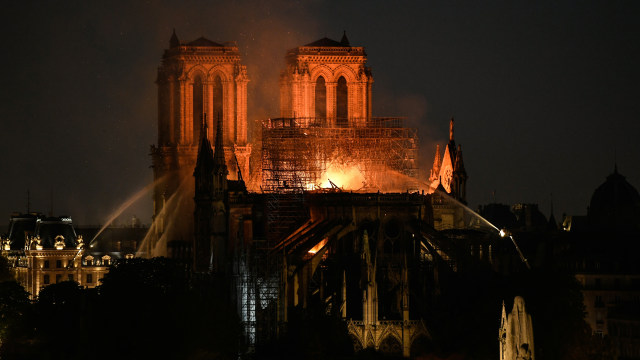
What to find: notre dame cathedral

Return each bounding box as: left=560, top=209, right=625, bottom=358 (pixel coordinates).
left=148, top=30, right=476, bottom=357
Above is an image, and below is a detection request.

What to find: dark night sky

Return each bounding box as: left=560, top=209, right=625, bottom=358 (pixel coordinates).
left=1, top=1, right=639, bottom=226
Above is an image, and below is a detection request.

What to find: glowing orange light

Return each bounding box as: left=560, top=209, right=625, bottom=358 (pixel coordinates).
left=308, top=238, right=328, bottom=254
left=319, top=163, right=365, bottom=190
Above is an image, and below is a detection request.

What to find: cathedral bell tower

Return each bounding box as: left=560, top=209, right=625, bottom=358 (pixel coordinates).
left=150, top=30, right=249, bottom=257
left=279, top=32, right=373, bottom=126
left=152, top=30, right=249, bottom=218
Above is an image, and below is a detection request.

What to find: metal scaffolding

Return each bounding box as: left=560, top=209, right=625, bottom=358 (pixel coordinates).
left=261, top=117, right=419, bottom=193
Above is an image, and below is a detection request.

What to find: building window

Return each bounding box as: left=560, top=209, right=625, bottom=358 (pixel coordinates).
left=212, top=76, right=223, bottom=127
left=336, top=76, right=348, bottom=126
left=56, top=260, right=62, bottom=268
left=192, top=74, right=204, bottom=142
left=102, top=255, right=111, bottom=266
left=86, top=274, right=93, bottom=284
left=68, top=274, right=74, bottom=282
left=56, top=274, right=62, bottom=283
left=595, top=295, right=604, bottom=308
left=315, top=76, right=326, bottom=120
left=43, top=274, right=50, bottom=285
left=85, top=256, right=93, bottom=266
left=44, top=260, right=49, bottom=268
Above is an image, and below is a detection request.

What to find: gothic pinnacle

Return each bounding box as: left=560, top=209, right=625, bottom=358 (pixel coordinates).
left=449, top=117, right=455, bottom=141
left=213, top=114, right=226, bottom=169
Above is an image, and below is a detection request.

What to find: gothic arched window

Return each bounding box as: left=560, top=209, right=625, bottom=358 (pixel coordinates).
left=212, top=76, right=223, bottom=134
left=336, top=76, right=348, bottom=127
left=315, top=76, right=327, bottom=120
left=192, top=74, right=204, bottom=142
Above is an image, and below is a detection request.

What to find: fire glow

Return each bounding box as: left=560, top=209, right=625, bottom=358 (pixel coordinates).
left=320, top=163, right=366, bottom=190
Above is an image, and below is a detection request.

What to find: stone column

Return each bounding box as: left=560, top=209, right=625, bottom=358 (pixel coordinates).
left=168, top=79, right=176, bottom=143
left=236, top=77, right=248, bottom=145
left=223, top=80, right=235, bottom=145
left=206, top=80, right=214, bottom=140
left=179, top=79, right=187, bottom=145
left=360, top=82, right=367, bottom=119
left=302, top=75, right=312, bottom=118
left=291, top=77, right=301, bottom=118
left=309, top=83, right=316, bottom=121
left=366, top=80, right=373, bottom=119
left=326, top=82, right=337, bottom=126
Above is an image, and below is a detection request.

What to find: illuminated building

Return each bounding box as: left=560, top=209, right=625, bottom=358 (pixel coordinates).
left=1, top=214, right=109, bottom=297
left=428, top=117, right=467, bottom=204
left=187, top=33, right=486, bottom=357
left=279, top=32, right=372, bottom=122
left=149, top=30, right=251, bottom=258
left=263, top=34, right=418, bottom=193
left=425, top=118, right=468, bottom=231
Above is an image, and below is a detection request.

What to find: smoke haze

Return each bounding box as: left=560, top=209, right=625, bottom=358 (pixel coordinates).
left=1, top=1, right=638, bottom=225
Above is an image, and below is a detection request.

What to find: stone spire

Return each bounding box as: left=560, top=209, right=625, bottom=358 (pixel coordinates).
left=212, top=114, right=229, bottom=200
left=361, top=230, right=377, bottom=325
left=340, top=30, right=350, bottom=46
left=193, top=113, right=214, bottom=272
left=449, top=117, right=455, bottom=141
left=452, top=145, right=468, bottom=203
left=194, top=113, right=214, bottom=178
left=401, top=252, right=409, bottom=322
left=447, top=117, right=457, bottom=161
left=213, top=114, right=226, bottom=169
left=169, top=28, right=180, bottom=48
left=430, top=144, right=442, bottom=182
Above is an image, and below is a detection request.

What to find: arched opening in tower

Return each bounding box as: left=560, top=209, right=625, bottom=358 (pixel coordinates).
left=212, top=76, right=223, bottom=141
left=336, top=76, right=348, bottom=127
left=315, top=76, right=326, bottom=121
left=192, top=75, right=204, bottom=143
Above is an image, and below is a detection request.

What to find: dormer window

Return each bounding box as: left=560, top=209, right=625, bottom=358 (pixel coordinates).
left=102, top=255, right=111, bottom=266
left=85, top=256, right=94, bottom=266
left=54, top=235, right=65, bottom=250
